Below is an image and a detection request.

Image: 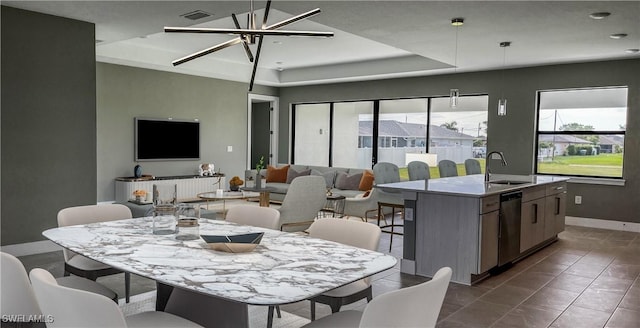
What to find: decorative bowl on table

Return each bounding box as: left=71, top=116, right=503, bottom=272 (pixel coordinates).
left=201, top=232, right=264, bottom=253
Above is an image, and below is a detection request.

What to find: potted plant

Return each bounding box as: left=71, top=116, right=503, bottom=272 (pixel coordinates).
left=255, top=156, right=265, bottom=189
left=229, top=176, right=244, bottom=191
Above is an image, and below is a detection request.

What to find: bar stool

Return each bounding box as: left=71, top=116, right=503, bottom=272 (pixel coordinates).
left=377, top=201, right=404, bottom=252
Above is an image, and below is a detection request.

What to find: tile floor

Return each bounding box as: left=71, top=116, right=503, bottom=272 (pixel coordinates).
left=16, top=224, right=640, bottom=328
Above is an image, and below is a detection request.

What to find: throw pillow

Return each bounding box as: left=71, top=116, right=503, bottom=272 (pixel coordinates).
left=359, top=170, right=375, bottom=191
left=311, top=170, right=336, bottom=188
left=266, top=165, right=289, bottom=183
left=334, top=172, right=363, bottom=190
left=286, top=168, right=311, bottom=184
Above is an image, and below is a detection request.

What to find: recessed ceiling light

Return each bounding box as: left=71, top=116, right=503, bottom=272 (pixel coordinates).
left=275, top=61, right=283, bottom=65
left=273, top=40, right=283, bottom=45
left=609, top=33, right=628, bottom=39
left=180, top=10, right=212, bottom=21
left=589, top=12, right=611, bottom=19
left=277, top=67, right=284, bottom=72
left=625, top=48, right=640, bottom=54
left=451, top=18, right=464, bottom=26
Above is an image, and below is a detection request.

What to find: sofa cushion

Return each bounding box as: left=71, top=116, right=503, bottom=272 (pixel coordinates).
left=359, top=170, right=375, bottom=191
left=311, top=169, right=336, bottom=188
left=330, top=189, right=364, bottom=198
left=265, top=182, right=290, bottom=194
left=286, top=168, right=311, bottom=184
left=266, top=165, right=289, bottom=183
left=335, top=172, right=363, bottom=190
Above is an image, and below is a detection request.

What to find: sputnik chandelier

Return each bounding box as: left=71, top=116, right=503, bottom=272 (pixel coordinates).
left=165, top=0, right=334, bottom=91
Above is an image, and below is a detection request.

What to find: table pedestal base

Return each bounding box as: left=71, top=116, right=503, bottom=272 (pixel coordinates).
left=158, top=283, right=249, bottom=328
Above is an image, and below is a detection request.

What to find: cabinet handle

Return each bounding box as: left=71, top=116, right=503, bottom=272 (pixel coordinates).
left=532, top=203, right=538, bottom=224
left=555, top=197, right=561, bottom=215
left=555, top=186, right=564, bottom=191
left=485, top=202, right=498, bottom=208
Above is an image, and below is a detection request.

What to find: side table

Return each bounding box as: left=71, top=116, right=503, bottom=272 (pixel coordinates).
left=240, top=186, right=275, bottom=207
left=321, top=194, right=346, bottom=218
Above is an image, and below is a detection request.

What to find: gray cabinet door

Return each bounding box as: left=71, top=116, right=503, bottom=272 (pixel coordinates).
left=479, top=210, right=499, bottom=273
left=520, top=198, right=545, bottom=253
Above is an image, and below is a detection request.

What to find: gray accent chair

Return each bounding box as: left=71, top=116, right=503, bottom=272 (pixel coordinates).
left=308, top=219, right=382, bottom=321
left=438, top=159, right=459, bottom=177
left=465, top=158, right=482, bottom=175
left=407, top=161, right=431, bottom=180
left=278, top=175, right=327, bottom=232
left=57, top=204, right=132, bottom=303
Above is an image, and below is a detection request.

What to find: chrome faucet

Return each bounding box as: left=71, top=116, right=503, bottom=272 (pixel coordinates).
left=485, top=151, right=507, bottom=183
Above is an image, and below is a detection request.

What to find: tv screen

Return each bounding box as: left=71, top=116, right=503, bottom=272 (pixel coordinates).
left=135, top=118, right=200, bottom=161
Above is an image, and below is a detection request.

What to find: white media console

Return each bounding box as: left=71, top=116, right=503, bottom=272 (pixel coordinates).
left=114, top=175, right=225, bottom=203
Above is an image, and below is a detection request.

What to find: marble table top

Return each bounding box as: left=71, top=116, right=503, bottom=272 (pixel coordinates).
left=43, top=218, right=397, bottom=306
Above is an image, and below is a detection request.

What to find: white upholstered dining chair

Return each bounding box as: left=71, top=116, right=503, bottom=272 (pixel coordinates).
left=302, top=267, right=452, bottom=328
left=307, top=218, right=382, bottom=321
left=29, top=268, right=202, bottom=328
left=1, top=251, right=120, bottom=327
left=57, top=204, right=132, bottom=302
left=225, top=204, right=280, bottom=230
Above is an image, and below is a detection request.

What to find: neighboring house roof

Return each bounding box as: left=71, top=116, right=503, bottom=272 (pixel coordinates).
left=598, top=135, right=624, bottom=146
left=359, top=120, right=476, bottom=140
left=538, top=135, right=591, bottom=144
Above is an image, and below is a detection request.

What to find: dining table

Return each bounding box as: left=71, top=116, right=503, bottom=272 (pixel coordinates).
left=42, top=217, right=397, bottom=327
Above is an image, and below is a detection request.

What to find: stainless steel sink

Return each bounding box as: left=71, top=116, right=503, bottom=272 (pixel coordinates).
left=489, top=180, right=529, bottom=185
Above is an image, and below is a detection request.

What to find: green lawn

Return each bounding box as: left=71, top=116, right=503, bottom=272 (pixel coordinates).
left=538, top=153, right=622, bottom=177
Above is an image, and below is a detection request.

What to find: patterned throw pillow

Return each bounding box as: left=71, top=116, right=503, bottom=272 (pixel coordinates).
left=334, top=172, right=364, bottom=190
left=266, top=165, right=289, bottom=183
left=286, top=168, right=311, bottom=184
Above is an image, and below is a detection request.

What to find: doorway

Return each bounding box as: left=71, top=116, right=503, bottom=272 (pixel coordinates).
left=247, top=94, right=279, bottom=170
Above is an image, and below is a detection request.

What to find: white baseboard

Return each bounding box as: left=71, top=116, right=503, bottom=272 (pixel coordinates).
left=0, top=240, right=62, bottom=257
left=566, top=216, right=640, bottom=233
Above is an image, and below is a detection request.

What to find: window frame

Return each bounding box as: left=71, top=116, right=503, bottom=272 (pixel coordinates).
left=533, top=86, right=627, bottom=180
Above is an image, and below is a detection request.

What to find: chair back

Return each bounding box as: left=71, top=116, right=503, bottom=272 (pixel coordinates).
left=278, top=176, right=327, bottom=232
left=437, top=160, right=458, bottom=178
left=308, top=218, right=381, bottom=251
left=464, top=159, right=482, bottom=175
left=373, top=162, right=400, bottom=185
left=359, top=267, right=452, bottom=328
left=57, top=204, right=132, bottom=261
left=407, top=161, right=430, bottom=181
left=1, top=252, right=41, bottom=317
left=29, top=268, right=127, bottom=328
left=226, top=205, right=280, bottom=230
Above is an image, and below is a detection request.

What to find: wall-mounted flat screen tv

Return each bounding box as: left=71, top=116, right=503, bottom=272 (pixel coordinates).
left=135, top=117, right=200, bottom=161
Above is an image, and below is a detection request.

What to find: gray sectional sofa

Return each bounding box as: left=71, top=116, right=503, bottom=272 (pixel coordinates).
left=245, top=164, right=371, bottom=202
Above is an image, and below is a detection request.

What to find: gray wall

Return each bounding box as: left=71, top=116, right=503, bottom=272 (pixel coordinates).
left=97, top=63, right=278, bottom=201
left=1, top=6, right=97, bottom=245
left=279, top=59, right=640, bottom=224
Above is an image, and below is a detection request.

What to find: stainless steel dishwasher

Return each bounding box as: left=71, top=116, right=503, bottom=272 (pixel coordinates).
left=498, top=191, right=522, bottom=267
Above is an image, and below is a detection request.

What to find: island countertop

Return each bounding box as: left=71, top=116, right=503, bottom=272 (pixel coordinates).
left=378, top=174, right=569, bottom=197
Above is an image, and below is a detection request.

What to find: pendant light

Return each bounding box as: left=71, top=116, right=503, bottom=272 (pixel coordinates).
left=450, top=18, right=464, bottom=108
left=497, top=41, right=511, bottom=116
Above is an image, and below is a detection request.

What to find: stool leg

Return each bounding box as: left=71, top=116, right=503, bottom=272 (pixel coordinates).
left=389, top=211, right=394, bottom=252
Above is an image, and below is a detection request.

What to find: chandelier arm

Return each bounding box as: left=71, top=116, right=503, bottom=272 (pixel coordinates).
left=172, top=38, right=242, bottom=66
left=249, top=36, right=264, bottom=92
left=165, top=27, right=333, bottom=37
left=264, top=8, right=321, bottom=30
left=262, top=0, right=272, bottom=29
left=231, top=13, right=254, bottom=62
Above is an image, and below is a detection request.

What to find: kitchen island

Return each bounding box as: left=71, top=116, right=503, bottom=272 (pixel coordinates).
left=379, top=174, right=568, bottom=285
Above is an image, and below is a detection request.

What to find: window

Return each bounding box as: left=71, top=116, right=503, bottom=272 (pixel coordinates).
left=535, top=87, right=627, bottom=178
left=291, top=95, right=488, bottom=178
